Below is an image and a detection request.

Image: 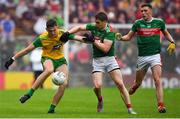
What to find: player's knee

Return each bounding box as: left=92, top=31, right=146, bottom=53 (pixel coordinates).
left=94, top=83, right=102, bottom=89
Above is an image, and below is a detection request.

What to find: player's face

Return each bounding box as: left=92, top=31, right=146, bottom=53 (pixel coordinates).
left=141, top=6, right=152, bottom=21
left=46, top=26, right=58, bottom=38
left=95, top=19, right=106, bottom=29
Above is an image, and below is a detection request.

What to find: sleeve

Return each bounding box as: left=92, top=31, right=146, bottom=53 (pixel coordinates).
left=33, top=36, right=43, bottom=47
left=160, top=19, right=166, bottom=31
left=104, top=32, right=115, bottom=41
left=86, top=23, right=96, bottom=30
left=131, top=21, right=138, bottom=32
left=68, top=34, right=75, bottom=40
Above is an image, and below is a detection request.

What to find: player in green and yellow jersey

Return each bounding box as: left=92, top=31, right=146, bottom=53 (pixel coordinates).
left=117, top=3, right=176, bottom=113
left=4, top=19, right=91, bottom=113
left=67, top=12, right=136, bottom=114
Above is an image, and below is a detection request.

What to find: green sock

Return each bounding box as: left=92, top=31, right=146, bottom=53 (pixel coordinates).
left=27, top=88, right=35, bottom=97
left=49, top=104, right=56, bottom=111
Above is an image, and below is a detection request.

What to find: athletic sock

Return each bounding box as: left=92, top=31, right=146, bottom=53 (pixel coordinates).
left=158, top=102, right=164, bottom=107
left=126, top=104, right=132, bottom=109
left=49, top=104, right=56, bottom=111
left=98, top=96, right=103, bottom=102
left=27, top=88, right=35, bottom=97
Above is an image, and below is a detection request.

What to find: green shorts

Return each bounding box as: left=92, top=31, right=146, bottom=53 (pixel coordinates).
left=41, top=57, right=67, bottom=70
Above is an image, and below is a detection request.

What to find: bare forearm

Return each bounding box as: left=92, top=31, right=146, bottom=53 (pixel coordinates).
left=93, top=40, right=111, bottom=53
left=68, top=25, right=87, bottom=34
left=165, top=32, right=175, bottom=43
left=68, top=26, right=80, bottom=34
left=120, top=30, right=135, bottom=41
left=121, top=35, right=131, bottom=41
left=13, top=44, right=35, bottom=59
left=73, top=35, right=85, bottom=42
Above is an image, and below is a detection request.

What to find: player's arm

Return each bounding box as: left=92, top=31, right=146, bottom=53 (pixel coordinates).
left=4, top=44, right=36, bottom=69
left=70, top=34, right=85, bottom=43
left=93, top=39, right=113, bottom=53
left=120, top=30, right=135, bottom=41
left=68, top=34, right=95, bottom=43
left=60, top=25, right=87, bottom=43
left=14, top=44, right=35, bottom=59
left=68, top=24, right=87, bottom=34
left=162, top=29, right=176, bottom=55
left=162, top=29, right=175, bottom=43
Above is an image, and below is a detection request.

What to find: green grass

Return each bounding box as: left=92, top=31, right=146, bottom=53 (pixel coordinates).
left=0, top=87, right=180, bottom=118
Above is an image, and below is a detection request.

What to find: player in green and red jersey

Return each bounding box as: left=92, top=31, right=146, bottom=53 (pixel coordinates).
left=4, top=19, right=91, bottom=113
left=67, top=12, right=136, bottom=114
left=117, top=3, right=176, bottom=113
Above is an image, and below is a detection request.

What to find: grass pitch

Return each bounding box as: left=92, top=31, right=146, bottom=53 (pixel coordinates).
left=0, top=87, right=180, bottom=118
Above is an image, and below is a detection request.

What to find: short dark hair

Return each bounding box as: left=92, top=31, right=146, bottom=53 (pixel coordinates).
left=141, top=3, right=152, bottom=9
left=46, top=19, right=57, bottom=28
left=95, top=12, right=108, bottom=22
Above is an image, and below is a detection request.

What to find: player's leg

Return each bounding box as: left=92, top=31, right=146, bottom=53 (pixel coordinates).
left=20, top=59, right=54, bottom=103
left=48, top=64, right=68, bottom=113
left=92, top=57, right=105, bottom=112
left=34, top=71, right=43, bottom=88
left=129, top=55, right=148, bottom=95
left=109, top=69, right=136, bottom=114
left=129, top=69, right=147, bottom=95
left=151, top=65, right=166, bottom=113
left=92, top=72, right=104, bottom=112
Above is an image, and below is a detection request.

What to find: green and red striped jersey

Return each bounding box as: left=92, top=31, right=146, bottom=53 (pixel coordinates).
left=131, top=18, right=166, bottom=56
left=86, top=23, right=115, bottom=58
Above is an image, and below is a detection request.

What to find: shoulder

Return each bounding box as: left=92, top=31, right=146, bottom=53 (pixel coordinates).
left=86, top=23, right=96, bottom=28
left=153, top=18, right=165, bottom=23
left=105, top=32, right=115, bottom=40
left=134, top=18, right=143, bottom=24
left=39, top=31, right=48, bottom=39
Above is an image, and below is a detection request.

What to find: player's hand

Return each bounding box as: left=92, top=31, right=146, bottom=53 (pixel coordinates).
left=4, top=57, right=14, bottom=69
left=60, top=32, right=70, bottom=43
left=167, top=42, right=176, bottom=55
left=83, top=33, right=95, bottom=43
left=115, top=32, right=122, bottom=41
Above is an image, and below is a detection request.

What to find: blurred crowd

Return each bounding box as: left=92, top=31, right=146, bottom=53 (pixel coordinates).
left=69, top=0, right=179, bottom=24
left=0, top=0, right=180, bottom=84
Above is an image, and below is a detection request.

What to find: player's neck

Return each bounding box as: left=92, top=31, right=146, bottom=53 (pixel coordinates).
left=145, top=17, right=153, bottom=22
left=102, top=23, right=108, bottom=30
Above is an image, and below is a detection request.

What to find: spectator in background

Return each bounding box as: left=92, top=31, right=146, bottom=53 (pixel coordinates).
left=33, top=15, right=47, bottom=35
left=15, top=0, right=28, bottom=19
left=0, top=14, right=15, bottom=44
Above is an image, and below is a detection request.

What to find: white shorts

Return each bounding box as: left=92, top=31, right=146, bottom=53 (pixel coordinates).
left=92, top=56, right=120, bottom=73
left=136, top=54, right=162, bottom=71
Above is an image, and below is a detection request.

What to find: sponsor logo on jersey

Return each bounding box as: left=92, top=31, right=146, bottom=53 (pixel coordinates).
left=52, top=43, right=63, bottom=50
left=137, top=28, right=160, bottom=36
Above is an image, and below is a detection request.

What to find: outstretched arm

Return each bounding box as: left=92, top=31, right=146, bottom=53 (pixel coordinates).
left=72, top=35, right=86, bottom=43
left=13, top=44, right=35, bottom=59
left=5, top=43, right=35, bottom=69
left=69, top=33, right=95, bottom=43
left=117, top=30, right=135, bottom=41
left=68, top=25, right=87, bottom=34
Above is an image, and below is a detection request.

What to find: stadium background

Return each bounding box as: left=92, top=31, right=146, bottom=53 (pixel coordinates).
left=0, top=0, right=179, bottom=90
